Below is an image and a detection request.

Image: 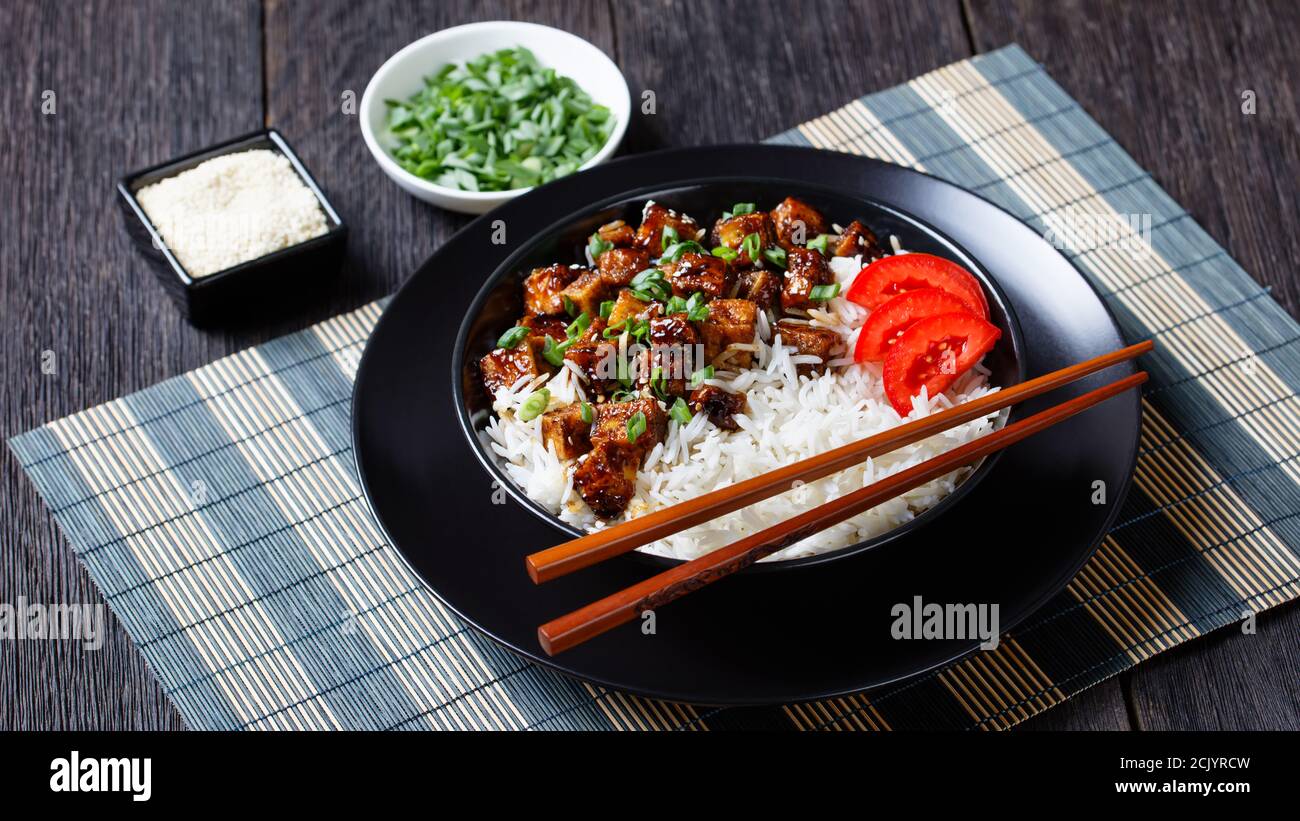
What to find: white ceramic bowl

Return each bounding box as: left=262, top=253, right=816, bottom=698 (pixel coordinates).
left=360, top=21, right=630, bottom=215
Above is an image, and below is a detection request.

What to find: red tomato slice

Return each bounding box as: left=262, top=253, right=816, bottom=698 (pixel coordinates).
left=882, top=312, right=1001, bottom=416
left=845, top=253, right=989, bottom=319
left=854, top=288, right=974, bottom=363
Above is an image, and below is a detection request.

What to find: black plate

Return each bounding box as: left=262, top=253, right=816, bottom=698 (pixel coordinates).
left=352, top=145, right=1140, bottom=705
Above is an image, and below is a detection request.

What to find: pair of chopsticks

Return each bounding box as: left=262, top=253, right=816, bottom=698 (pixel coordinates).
left=529, top=340, right=1153, bottom=656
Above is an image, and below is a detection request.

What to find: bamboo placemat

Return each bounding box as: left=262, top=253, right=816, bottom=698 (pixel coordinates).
left=11, top=45, right=1299, bottom=730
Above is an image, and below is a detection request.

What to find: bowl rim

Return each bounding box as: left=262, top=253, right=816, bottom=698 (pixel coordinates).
left=358, top=20, right=632, bottom=204
left=450, top=177, right=1028, bottom=572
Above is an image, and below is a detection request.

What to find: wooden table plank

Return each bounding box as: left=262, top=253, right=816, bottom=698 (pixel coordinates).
left=612, top=0, right=973, bottom=150
left=966, top=0, right=1300, bottom=731
left=0, top=0, right=264, bottom=729
left=1016, top=680, right=1132, bottom=731
left=967, top=0, right=1300, bottom=317
left=1128, top=614, right=1300, bottom=730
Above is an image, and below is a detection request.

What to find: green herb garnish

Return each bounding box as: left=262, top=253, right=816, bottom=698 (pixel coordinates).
left=602, top=320, right=627, bottom=339
left=626, top=317, right=651, bottom=344
left=807, top=234, right=834, bottom=256
left=711, top=246, right=739, bottom=263
left=579, top=401, right=594, bottom=424
left=563, top=295, right=578, bottom=317
left=809, top=283, right=841, bottom=301
left=685, top=292, right=709, bottom=322
left=518, top=388, right=550, bottom=421
left=626, top=410, right=647, bottom=443
left=650, top=367, right=669, bottom=400
left=383, top=47, right=616, bottom=192
left=660, top=225, right=679, bottom=253
left=588, top=234, right=614, bottom=261
left=689, top=365, right=714, bottom=388
left=762, top=247, right=787, bottom=268
left=659, top=240, right=706, bottom=263
left=599, top=300, right=615, bottom=319
left=566, top=311, right=591, bottom=338
left=730, top=202, right=756, bottom=216
left=497, top=326, right=529, bottom=349
left=669, top=396, right=693, bottom=424
left=541, top=335, right=575, bottom=366
left=629, top=268, right=671, bottom=302
left=741, top=232, right=762, bottom=265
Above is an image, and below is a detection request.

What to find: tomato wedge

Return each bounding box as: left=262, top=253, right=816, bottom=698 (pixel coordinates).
left=846, top=253, right=989, bottom=319
left=882, top=312, right=1001, bottom=416
left=854, top=288, right=974, bottom=363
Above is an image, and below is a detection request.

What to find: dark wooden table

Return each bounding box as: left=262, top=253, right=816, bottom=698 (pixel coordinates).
left=2, top=0, right=1297, bottom=730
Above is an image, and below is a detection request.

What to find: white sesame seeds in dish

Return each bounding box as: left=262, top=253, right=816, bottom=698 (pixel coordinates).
left=135, top=149, right=329, bottom=278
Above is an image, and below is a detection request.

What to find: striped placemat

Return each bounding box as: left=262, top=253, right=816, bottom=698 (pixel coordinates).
left=11, top=44, right=1300, bottom=730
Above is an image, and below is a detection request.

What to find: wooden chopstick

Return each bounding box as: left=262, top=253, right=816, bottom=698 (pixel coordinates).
left=537, top=370, right=1148, bottom=656
left=526, top=340, right=1153, bottom=584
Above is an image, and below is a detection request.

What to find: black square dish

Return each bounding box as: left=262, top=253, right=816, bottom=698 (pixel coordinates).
left=117, top=128, right=347, bottom=326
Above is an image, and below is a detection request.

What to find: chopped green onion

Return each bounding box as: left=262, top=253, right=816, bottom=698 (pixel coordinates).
left=599, top=300, right=615, bottom=319
left=762, top=247, right=787, bottom=268
left=649, top=367, right=669, bottom=400
left=610, top=388, right=637, bottom=402
left=689, top=365, right=714, bottom=388
left=602, top=320, right=627, bottom=339
left=541, top=335, right=575, bottom=366
left=563, top=295, right=578, bottom=317
left=809, top=283, right=841, bottom=301
left=541, top=336, right=559, bottom=366
left=660, top=225, right=679, bottom=253
left=629, top=268, right=671, bottom=302
left=741, top=232, right=762, bottom=265
left=711, top=246, right=739, bottom=262
left=497, top=326, right=529, bottom=349
left=518, top=388, right=550, bottom=421
left=807, top=234, right=834, bottom=256
left=579, top=401, right=594, bottom=424
left=669, top=397, right=693, bottom=424
left=665, top=295, right=687, bottom=315
left=730, top=202, right=757, bottom=216
left=627, top=317, right=651, bottom=343
left=685, top=291, right=709, bottom=322
left=383, top=46, right=616, bottom=192
left=588, top=234, right=614, bottom=260
left=659, top=240, right=706, bottom=263
left=566, top=311, right=591, bottom=338
left=629, top=268, right=659, bottom=287
left=626, top=410, right=647, bottom=443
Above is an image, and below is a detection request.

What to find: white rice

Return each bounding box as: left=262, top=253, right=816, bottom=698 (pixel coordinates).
left=483, top=250, right=1001, bottom=562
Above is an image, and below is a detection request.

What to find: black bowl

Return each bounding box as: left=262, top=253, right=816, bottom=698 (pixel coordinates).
left=452, top=179, right=1026, bottom=571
